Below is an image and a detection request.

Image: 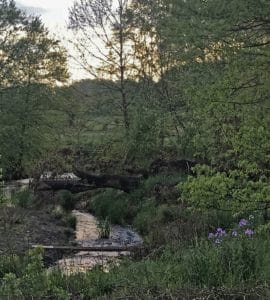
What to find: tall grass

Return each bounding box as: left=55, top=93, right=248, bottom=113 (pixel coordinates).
left=0, top=236, right=270, bottom=299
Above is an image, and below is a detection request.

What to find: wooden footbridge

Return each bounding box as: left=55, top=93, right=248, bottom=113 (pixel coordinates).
left=32, top=244, right=141, bottom=252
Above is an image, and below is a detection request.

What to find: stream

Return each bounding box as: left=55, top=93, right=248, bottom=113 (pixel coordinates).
left=56, top=210, right=143, bottom=274
left=1, top=179, right=143, bottom=274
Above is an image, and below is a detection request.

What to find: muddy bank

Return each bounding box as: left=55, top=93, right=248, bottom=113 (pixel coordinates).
left=0, top=206, right=74, bottom=264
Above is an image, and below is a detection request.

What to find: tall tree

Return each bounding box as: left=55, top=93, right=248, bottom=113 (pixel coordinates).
left=0, top=0, right=24, bottom=87
left=69, top=0, right=134, bottom=131
left=0, top=1, right=69, bottom=178
left=125, top=0, right=191, bottom=145
left=164, top=0, right=270, bottom=215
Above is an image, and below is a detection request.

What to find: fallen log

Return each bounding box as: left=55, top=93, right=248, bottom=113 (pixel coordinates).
left=34, top=168, right=143, bottom=193
left=34, top=180, right=95, bottom=193
left=73, top=167, right=143, bottom=193
left=34, top=159, right=196, bottom=194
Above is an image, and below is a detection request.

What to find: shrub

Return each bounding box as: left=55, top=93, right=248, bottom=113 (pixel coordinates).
left=13, top=190, right=33, bottom=208
left=91, top=189, right=135, bottom=225
left=0, top=248, right=70, bottom=299
left=181, top=165, right=270, bottom=215
left=64, top=213, right=77, bottom=230
left=59, top=190, right=76, bottom=211
left=134, top=203, right=184, bottom=236
left=133, top=201, right=157, bottom=235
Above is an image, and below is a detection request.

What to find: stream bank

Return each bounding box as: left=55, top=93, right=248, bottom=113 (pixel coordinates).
left=1, top=180, right=143, bottom=273
left=0, top=180, right=75, bottom=264
left=0, top=206, right=74, bottom=264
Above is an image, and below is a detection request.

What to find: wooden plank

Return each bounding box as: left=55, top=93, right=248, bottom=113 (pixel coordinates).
left=31, top=244, right=140, bottom=252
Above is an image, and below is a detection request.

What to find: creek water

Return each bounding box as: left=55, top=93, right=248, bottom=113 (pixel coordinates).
left=56, top=210, right=143, bottom=274
left=1, top=180, right=143, bottom=274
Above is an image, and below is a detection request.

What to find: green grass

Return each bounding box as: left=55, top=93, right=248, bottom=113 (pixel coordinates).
left=1, top=236, right=270, bottom=299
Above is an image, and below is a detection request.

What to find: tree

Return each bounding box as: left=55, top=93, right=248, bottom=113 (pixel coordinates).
left=116, top=0, right=270, bottom=213
left=0, top=1, right=69, bottom=178
left=124, top=0, right=193, bottom=148
left=170, top=0, right=270, bottom=215
left=69, top=0, right=134, bottom=132
left=0, top=0, right=24, bottom=87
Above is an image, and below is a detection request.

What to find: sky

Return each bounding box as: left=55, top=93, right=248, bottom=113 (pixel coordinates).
left=17, top=0, right=74, bottom=28
left=16, top=0, right=86, bottom=80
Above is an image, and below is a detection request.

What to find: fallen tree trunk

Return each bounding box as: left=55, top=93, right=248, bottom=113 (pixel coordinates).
left=34, top=180, right=95, bottom=193
left=34, top=159, right=196, bottom=194
left=35, top=172, right=143, bottom=193
left=73, top=168, right=143, bottom=193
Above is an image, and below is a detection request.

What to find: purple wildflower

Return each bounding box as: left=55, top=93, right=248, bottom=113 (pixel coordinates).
left=239, top=219, right=248, bottom=227
left=232, top=230, right=238, bottom=237
left=215, top=228, right=226, bottom=237
left=245, top=229, right=254, bottom=237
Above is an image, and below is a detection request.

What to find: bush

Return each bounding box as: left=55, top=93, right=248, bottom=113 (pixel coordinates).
left=59, top=190, right=76, bottom=211
left=0, top=248, right=70, bottom=299
left=64, top=213, right=77, bottom=230
left=0, top=255, right=23, bottom=279
left=91, top=189, right=135, bottom=225
left=13, top=190, right=33, bottom=208
left=143, top=173, right=183, bottom=192
left=133, top=201, right=157, bottom=235
left=134, top=203, right=184, bottom=235
left=181, top=164, right=270, bottom=215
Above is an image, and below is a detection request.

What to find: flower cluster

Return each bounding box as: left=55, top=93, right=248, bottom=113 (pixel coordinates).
left=239, top=218, right=248, bottom=227
left=208, top=227, right=227, bottom=245
left=235, top=218, right=254, bottom=237
left=208, top=217, right=254, bottom=245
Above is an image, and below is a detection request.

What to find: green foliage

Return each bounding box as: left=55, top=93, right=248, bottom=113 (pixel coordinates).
left=124, top=108, right=164, bottom=165
left=0, top=248, right=69, bottom=299
left=91, top=190, right=136, bottom=225
left=133, top=201, right=157, bottom=235
left=64, top=214, right=77, bottom=230
left=134, top=202, right=183, bottom=238
left=143, top=173, right=184, bottom=192
left=12, top=190, right=33, bottom=209
left=0, top=0, right=270, bottom=297
left=256, top=223, right=270, bottom=238
left=179, top=238, right=260, bottom=287
left=0, top=1, right=69, bottom=179
left=1, top=237, right=270, bottom=298
left=59, top=190, right=76, bottom=211
left=181, top=165, right=270, bottom=214
left=97, top=217, right=111, bottom=239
